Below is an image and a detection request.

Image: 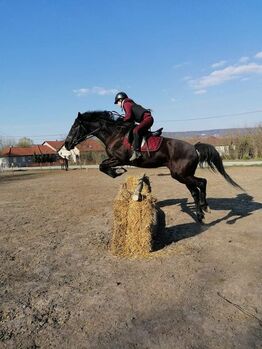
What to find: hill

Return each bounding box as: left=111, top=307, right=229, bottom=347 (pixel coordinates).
left=163, top=127, right=256, bottom=139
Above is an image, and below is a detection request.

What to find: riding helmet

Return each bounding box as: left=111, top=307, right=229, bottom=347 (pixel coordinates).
left=114, top=91, right=128, bottom=104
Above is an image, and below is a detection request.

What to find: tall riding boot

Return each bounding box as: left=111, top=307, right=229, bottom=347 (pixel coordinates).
left=129, top=133, right=142, bottom=161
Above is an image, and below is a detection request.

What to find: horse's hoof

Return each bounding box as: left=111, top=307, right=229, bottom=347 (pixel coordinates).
left=197, top=214, right=205, bottom=223
left=203, top=205, right=211, bottom=213
left=116, top=167, right=127, bottom=174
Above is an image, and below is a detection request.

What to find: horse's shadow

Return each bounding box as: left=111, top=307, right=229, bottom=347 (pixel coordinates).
left=153, top=193, right=262, bottom=251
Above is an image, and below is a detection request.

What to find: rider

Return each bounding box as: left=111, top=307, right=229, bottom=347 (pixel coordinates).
left=114, top=92, right=154, bottom=161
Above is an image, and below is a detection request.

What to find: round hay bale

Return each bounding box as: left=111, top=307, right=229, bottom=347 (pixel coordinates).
left=110, top=174, right=159, bottom=258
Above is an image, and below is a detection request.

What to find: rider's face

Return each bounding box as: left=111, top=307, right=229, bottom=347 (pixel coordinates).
left=117, top=100, right=122, bottom=107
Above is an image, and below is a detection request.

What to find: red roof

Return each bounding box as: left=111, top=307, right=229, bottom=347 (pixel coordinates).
left=43, top=141, right=65, bottom=151
left=0, top=145, right=57, bottom=157
left=0, top=139, right=105, bottom=157
left=77, top=139, right=104, bottom=151
left=43, top=139, right=104, bottom=151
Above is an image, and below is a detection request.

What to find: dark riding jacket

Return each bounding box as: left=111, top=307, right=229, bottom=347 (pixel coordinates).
left=122, top=98, right=151, bottom=123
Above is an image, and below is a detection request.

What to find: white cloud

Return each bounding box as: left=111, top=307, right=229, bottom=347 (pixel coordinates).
left=182, top=75, right=192, bottom=81
left=189, top=63, right=262, bottom=93
left=255, top=51, right=262, bottom=59
left=194, top=89, right=207, bottom=95
left=239, top=56, right=249, bottom=63
left=211, top=60, right=227, bottom=68
left=73, top=86, right=117, bottom=97
left=173, top=62, right=189, bottom=69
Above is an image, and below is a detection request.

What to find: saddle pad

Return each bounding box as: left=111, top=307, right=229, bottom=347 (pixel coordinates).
left=123, top=135, right=163, bottom=152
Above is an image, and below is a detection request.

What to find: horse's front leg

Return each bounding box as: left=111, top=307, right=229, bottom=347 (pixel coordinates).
left=99, top=157, right=127, bottom=178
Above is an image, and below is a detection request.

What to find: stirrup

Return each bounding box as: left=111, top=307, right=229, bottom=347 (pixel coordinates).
left=129, top=151, right=142, bottom=161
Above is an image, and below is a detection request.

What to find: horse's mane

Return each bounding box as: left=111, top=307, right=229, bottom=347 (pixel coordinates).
left=79, top=110, right=130, bottom=130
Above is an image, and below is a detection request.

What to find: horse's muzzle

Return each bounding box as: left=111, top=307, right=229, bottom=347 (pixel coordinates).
left=64, top=140, right=71, bottom=151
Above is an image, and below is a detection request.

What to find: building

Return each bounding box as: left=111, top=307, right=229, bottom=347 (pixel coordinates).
left=76, top=139, right=106, bottom=164
left=0, top=138, right=106, bottom=168
left=0, top=145, right=59, bottom=168
left=184, top=135, right=232, bottom=158
left=43, top=139, right=105, bottom=164
left=43, top=140, right=80, bottom=163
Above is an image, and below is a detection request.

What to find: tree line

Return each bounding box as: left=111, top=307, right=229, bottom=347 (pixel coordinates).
left=0, top=137, right=34, bottom=150
left=174, top=126, right=262, bottom=160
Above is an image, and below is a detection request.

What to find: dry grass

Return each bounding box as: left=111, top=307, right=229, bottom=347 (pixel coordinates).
left=110, top=175, right=158, bottom=258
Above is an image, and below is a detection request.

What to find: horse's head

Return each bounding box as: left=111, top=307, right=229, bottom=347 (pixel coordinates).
left=64, top=111, right=113, bottom=150
left=64, top=112, right=92, bottom=150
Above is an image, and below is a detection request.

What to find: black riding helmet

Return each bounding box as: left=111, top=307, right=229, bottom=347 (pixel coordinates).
left=114, top=91, right=128, bottom=104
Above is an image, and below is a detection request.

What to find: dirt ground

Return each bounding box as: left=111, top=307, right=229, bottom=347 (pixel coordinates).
left=0, top=166, right=261, bottom=349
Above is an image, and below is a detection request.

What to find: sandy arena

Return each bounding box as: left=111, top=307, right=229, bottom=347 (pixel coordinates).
left=0, top=166, right=261, bottom=348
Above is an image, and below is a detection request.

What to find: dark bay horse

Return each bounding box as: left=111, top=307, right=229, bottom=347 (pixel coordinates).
left=64, top=111, right=243, bottom=222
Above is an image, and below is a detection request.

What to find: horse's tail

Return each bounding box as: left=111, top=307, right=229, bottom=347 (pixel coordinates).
left=194, top=142, right=244, bottom=191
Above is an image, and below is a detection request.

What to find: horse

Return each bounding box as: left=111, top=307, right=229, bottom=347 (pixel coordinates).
left=64, top=110, right=243, bottom=222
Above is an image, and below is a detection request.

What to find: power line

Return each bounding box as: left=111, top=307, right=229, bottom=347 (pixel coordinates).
left=1, top=109, right=261, bottom=138
left=163, top=109, right=262, bottom=122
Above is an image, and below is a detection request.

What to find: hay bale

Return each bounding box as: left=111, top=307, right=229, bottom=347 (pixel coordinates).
left=110, top=174, right=158, bottom=257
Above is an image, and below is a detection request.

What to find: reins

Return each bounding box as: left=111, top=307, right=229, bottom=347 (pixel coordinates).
left=77, top=118, right=101, bottom=142
left=110, top=110, right=124, bottom=119
left=84, top=127, right=101, bottom=140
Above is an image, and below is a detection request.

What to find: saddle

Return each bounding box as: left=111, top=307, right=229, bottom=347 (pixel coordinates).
left=124, top=127, right=163, bottom=152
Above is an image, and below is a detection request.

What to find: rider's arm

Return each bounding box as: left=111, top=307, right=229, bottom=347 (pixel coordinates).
left=122, top=100, right=133, bottom=122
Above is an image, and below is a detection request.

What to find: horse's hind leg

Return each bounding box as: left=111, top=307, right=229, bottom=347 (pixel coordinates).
left=195, top=176, right=210, bottom=212
left=185, top=181, right=205, bottom=222
left=170, top=171, right=205, bottom=222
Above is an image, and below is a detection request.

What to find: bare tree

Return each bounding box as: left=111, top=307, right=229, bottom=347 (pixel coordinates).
left=0, top=136, right=16, bottom=150
left=16, top=137, right=34, bottom=147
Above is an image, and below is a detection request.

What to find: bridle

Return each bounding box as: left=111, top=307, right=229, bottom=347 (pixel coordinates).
left=76, top=118, right=101, bottom=143
left=71, top=111, right=127, bottom=146
left=110, top=110, right=124, bottom=119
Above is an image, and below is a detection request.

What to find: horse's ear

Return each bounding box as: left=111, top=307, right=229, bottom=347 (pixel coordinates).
left=78, top=112, right=82, bottom=117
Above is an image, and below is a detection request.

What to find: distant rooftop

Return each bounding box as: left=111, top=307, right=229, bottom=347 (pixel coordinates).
left=1, top=145, right=57, bottom=157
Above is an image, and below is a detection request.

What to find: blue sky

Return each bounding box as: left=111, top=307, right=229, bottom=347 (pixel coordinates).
left=0, top=0, right=262, bottom=143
